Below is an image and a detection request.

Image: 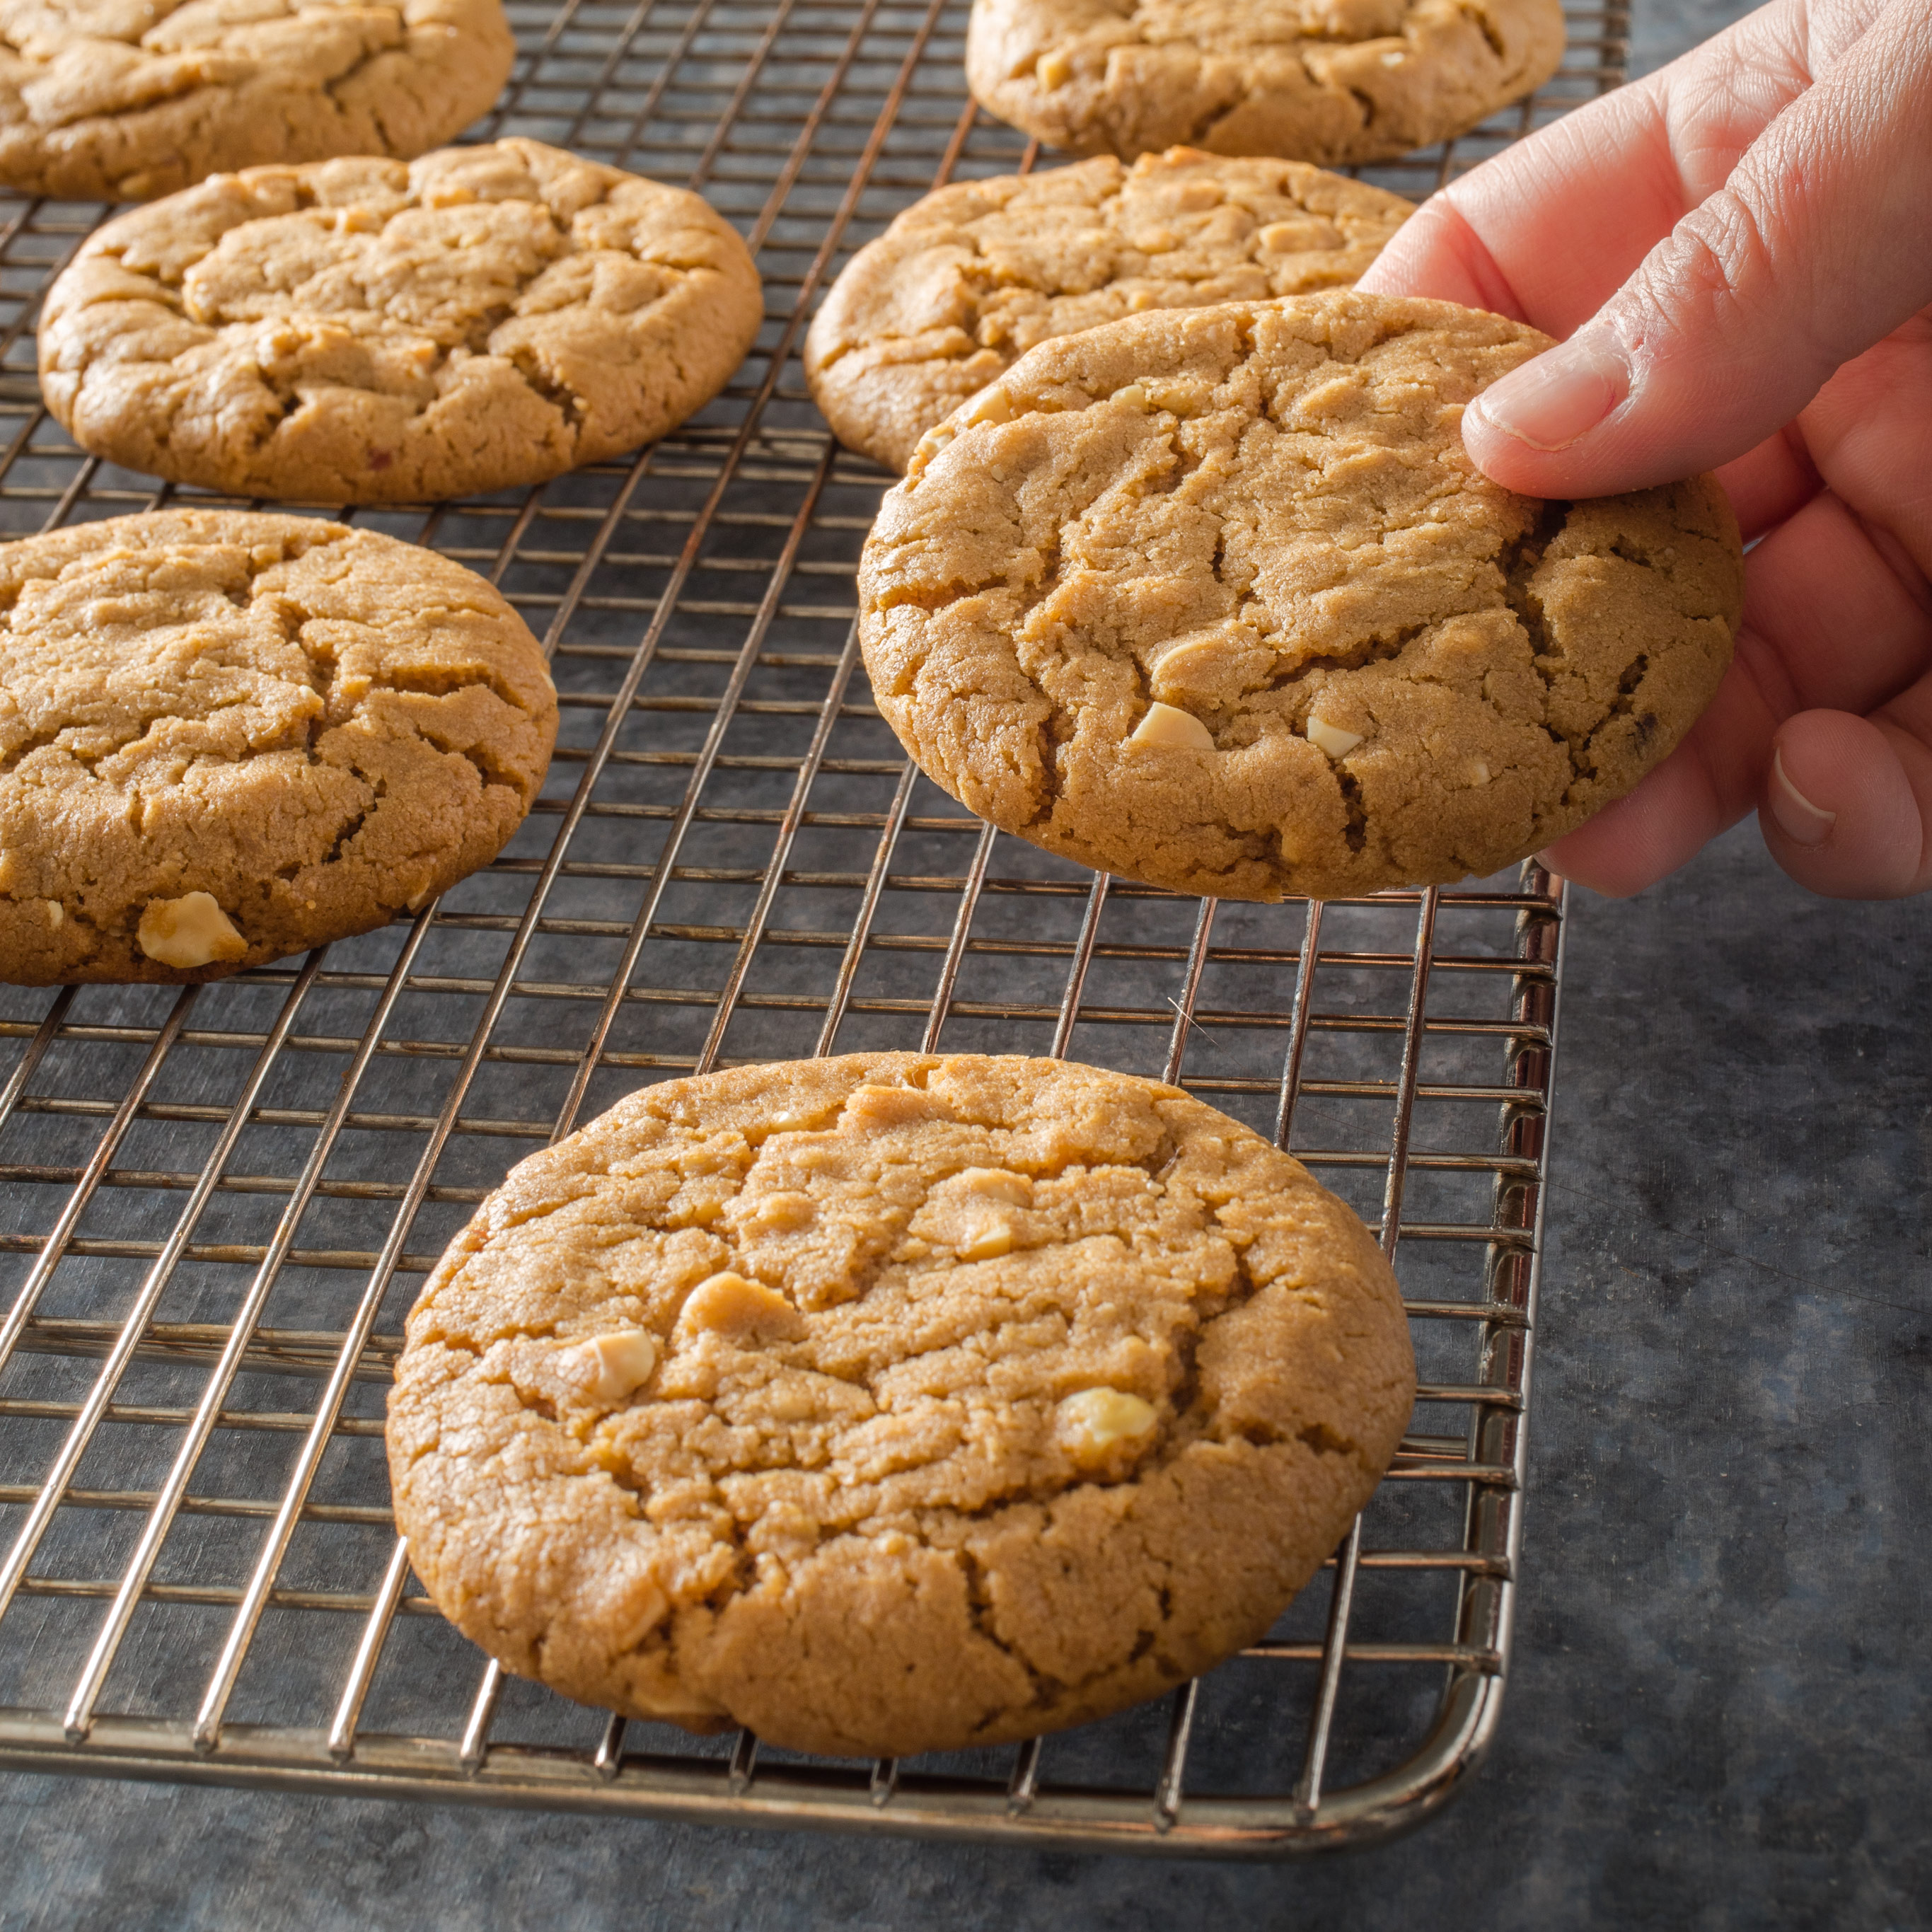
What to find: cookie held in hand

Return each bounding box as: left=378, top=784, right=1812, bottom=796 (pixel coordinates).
left=0, top=511, right=555, bottom=984
left=386, top=1052, right=1415, bottom=1759
left=857, top=291, right=1745, bottom=902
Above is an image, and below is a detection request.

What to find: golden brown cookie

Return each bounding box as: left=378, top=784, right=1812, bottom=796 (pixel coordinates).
left=0, top=510, right=556, bottom=984
left=386, top=1051, right=1415, bottom=1759
left=857, top=291, right=1745, bottom=903
left=0, top=0, right=516, bottom=204
left=38, top=139, right=764, bottom=504
left=807, top=148, right=1412, bottom=473
left=966, top=0, right=1566, bottom=167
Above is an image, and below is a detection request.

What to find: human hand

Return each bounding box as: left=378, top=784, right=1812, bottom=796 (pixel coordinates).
left=1357, top=0, right=1932, bottom=898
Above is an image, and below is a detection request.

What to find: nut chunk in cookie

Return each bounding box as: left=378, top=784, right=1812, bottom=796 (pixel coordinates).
left=386, top=1052, right=1415, bottom=1759
left=38, top=139, right=764, bottom=504
left=0, top=510, right=556, bottom=984
left=806, top=148, right=1412, bottom=473
left=858, top=291, right=1745, bottom=903
left=0, top=0, right=517, bottom=204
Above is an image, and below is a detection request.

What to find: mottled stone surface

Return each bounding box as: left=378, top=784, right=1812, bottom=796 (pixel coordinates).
left=4, top=812, right=1928, bottom=1929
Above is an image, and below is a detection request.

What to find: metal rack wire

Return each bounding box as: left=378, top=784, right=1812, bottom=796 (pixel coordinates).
left=0, top=0, right=1614, bottom=1855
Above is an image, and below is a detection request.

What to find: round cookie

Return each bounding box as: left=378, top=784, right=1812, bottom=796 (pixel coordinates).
left=807, top=147, right=1413, bottom=473
left=0, top=510, right=557, bottom=984
left=386, top=1051, right=1415, bottom=1759
left=966, top=0, right=1567, bottom=168
left=0, top=0, right=516, bottom=204
left=38, top=139, right=764, bottom=504
left=857, top=291, right=1745, bottom=903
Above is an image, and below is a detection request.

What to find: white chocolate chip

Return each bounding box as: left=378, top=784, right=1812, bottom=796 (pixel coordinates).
left=840, top=1083, right=944, bottom=1130
left=1143, top=378, right=1210, bottom=417
left=961, top=387, right=1014, bottom=427
left=43, top=901, right=61, bottom=930
left=1036, top=49, right=1072, bottom=86
left=951, top=1167, right=1032, bottom=1206
left=1129, top=702, right=1215, bottom=753
left=137, top=892, right=246, bottom=970
left=568, top=1329, right=659, bottom=1403
left=1469, top=760, right=1491, bottom=786
left=1380, top=47, right=1404, bottom=64
left=908, top=421, right=956, bottom=473
left=1057, top=1387, right=1158, bottom=1462
left=1150, top=622, right=1266, bottom=709
left=1306, top=717, right=1364, bottom=760
left=744, top=1188, right=816, bottom=1232
left=959, top=1216, right=1015, bottom=1261
left=1112, top=383, right=1149, bottom=411
left=676, top=1271, right=805, bottom=1341
left=1258, top=218, right=1330, bottom=253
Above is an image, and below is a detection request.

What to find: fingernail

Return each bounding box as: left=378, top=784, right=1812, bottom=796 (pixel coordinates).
left=1472, top=337, right=1627, bottom=452
left=1769, top=748, right=1835, bottom=847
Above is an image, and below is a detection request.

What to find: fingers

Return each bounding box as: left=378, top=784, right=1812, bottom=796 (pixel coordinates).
left=1355, top=196, right=1525, bottom=320
left=1357, top=80, right=1694, bottom=332
left=1360, top=0, right=1827, bottom=332
left=1541, top=465, right=1932, bottom=898
left=1537, top=726, right=1731, bottom=896
left=1739, top=485, right=1931, bottom=717
left=1537, top=666, right=1772, bottom=895
left=1790, top=312, right=1932, bottom=580
left=1762, top=710, right=1932, bottom=896
left=1466, top=1, right=1932, bottom=497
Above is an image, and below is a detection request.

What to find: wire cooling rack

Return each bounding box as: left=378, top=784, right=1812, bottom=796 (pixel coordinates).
left=0, top=0, right=1616, bottom=1856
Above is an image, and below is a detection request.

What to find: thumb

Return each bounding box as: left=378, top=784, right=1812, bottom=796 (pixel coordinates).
left=1463, top=0, right=1932, bottom=498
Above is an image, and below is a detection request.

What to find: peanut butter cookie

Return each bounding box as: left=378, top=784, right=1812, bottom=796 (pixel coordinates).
left=857, top=291, right=1745, bottom=903
left=0, top=510, right=556, bottom=984
left=38, top=138, right=763, bottom=504
left=807, top=148, right=1412, bottom=473
left=386, top=1051, right=1415, bottom=1759
left=966, top=0, right=1567, bottom=167
left=0, top=0, right=516, bottom=204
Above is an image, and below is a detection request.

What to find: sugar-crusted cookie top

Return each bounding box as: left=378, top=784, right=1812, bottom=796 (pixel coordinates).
left=858, top=291, right=1744, bottom=903
left=0, top=0, right=514, bottom=201
left=0, top=509, right=555, bottom=983
left=38, top=138, right=763, bottom=502
left=966, top=0, right=1567, bottom=168
left=388, top=1051, right=1413, bottom=1757
left=807, top=149, right=1411, bottom=472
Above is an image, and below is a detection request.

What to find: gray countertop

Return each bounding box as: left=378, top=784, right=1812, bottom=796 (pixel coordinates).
left=8, top=4, right=1932, bottom=1924
left=6, top=819, right=1926, bottom=1930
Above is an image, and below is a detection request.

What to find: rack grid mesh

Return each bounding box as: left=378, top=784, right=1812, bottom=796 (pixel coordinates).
left=0, top=0, right=1612, bottom=1855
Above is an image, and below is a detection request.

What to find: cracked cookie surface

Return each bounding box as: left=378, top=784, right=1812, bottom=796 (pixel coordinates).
left=857, top=291, right=1745, bottom=902
left=0, top=0, right=515, bottom=203
left=39, top=138, right=764, bottom=504
left=965, top=0, right=1566, bottom=167
left=807, top=148, right=1411, bottom=473
left=0, top=509, right=555, bottom=983
left=386, top=1051, right=1414, bottom=1758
